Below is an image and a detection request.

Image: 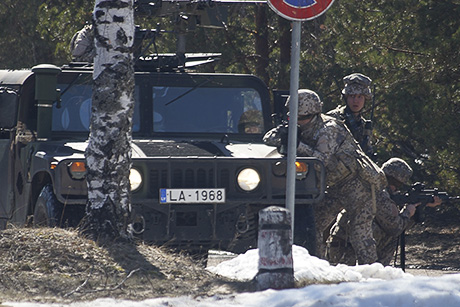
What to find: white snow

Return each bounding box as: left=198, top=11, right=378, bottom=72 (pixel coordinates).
left=6, top=245, right=460, bottom=307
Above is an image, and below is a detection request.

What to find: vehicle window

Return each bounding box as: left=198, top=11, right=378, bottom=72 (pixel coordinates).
left=52, top=82, right=262, bottom=134
left=0, top=88, right=18, bottom=132
left=53, top=84, right=140, bottom=132
left=153, top=87, right=263, bottom=134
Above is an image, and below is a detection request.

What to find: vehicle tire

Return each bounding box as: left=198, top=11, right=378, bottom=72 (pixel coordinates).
left=33, top=184, right=63, bottom=227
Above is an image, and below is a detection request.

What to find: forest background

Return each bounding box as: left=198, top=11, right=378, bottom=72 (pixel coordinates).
left=0, top=0, right=459, bottom=197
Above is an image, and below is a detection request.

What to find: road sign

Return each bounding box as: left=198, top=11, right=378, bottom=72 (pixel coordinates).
left=268, top=0, right=335, bottom=21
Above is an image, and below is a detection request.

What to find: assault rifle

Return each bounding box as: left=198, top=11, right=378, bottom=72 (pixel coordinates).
left=391, top=183, right=460, bottom=271
left=391, top=182, right=460, bottom=223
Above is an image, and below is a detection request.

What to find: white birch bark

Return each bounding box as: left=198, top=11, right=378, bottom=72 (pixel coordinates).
left=83, top=0, right=135, bottom=240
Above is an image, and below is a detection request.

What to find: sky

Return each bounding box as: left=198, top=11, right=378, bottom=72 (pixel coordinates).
left=7, top=245, right=460, bottom=307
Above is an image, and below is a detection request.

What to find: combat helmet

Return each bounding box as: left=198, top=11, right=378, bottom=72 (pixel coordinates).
left=285, top=89, right=323, bottom=116
left=342, top=73, right=373, bottom=100
left=382, top=158, right=413, bottom=185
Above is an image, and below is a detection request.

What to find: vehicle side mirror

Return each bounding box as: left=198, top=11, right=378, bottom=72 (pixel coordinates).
left=272, top=89, right=289, bottom=125
left=0, top=88, right=19, bottom=130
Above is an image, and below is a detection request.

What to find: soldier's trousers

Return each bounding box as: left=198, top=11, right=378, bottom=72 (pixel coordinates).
left=326, top=209, right=357, bottom=265
left=314, top=176, right=377, bottom=264
left=326, top=213, right=403, bottom=266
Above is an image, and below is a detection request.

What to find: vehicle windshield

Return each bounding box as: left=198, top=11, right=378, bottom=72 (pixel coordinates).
left=53, top=83, right=264, bottom=135
left=152, top=86, right=263, bottom=134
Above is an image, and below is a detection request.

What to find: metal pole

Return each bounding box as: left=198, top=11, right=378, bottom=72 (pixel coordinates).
left=286, top=21, right=301, bottom=238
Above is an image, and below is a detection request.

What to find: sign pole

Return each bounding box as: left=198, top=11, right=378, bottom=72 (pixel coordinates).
left=267, top=0, right=335, bottom=241
left=285, top=20, right=301, bottom=238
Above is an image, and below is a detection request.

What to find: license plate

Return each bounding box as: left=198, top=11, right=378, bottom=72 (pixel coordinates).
left=160, top=188, right=226, bottom=204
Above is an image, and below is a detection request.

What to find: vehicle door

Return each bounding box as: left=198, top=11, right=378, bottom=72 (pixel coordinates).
left=0, top=88, right=19, bottom=229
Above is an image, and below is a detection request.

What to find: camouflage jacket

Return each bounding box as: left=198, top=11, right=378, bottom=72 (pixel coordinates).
left=374, top=188, right=414, bottom=238
left=327, top=105, right=373, bottom=157
left=297, top=114, right=379, bottom=187
left=70, top=24, right=95, bottom=62
left=330, top=187, right=413, bottom=243
left=264, top=114, right=385, bottom=187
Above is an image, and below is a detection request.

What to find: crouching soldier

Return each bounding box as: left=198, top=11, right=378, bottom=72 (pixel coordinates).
left=264, top=89, right=385, bottom=264
left=326, top=158, right=442, bottom=266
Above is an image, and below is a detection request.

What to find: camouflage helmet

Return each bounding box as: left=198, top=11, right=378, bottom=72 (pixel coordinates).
left=342, top=73, right=373, bottom=99
left=381, top=158, right=413, bottom=185
left=285, top=89, right=323, bottom=116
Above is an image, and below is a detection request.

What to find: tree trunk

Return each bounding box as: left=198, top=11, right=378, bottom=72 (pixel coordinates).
left=82, top=0, right=135, bottom=242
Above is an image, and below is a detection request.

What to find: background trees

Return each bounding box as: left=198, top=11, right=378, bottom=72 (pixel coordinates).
left=0, top=0, right=458, bottom=194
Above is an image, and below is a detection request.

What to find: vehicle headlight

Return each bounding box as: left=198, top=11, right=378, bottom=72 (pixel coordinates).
left=129, top=168, right=143, bottom=192
left=295, top=161, right=308, bottom=180
left=68, top=161, right=86, bottom=180
left=237, top=168, right=260, bottom=191
left=271, top=161, right=308, bottom=180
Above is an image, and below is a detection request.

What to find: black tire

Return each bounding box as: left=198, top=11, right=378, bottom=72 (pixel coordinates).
left=33, top=184, right=63, bottom=227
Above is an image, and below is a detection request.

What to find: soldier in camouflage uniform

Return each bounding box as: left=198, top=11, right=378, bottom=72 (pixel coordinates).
left=326, top=158, right=442, bottom=266
left=264, top=89, right=385, bottom=264
left=69, top=24, right=95, bottom=62
left=327, top=73, right=374, bottom=157
left=238, top=110, right=263, bottom=134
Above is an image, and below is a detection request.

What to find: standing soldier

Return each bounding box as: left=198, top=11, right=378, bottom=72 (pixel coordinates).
left=327, top=73, right=374, bottom=157
left=264, top=89, right=385, bottom=264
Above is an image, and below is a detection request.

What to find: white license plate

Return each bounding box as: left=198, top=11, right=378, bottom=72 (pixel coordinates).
left=160, top=188, right=226, bottom=204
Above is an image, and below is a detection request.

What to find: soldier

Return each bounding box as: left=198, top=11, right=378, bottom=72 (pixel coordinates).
left=69, top=24, right=95, bottom=62
left=326, top=158, right=442, bottom=266
left=237, top=110, right=263, bottom=134
left=327, top=73, right=374, bottom=157
left=264, top=89, right=385, bottom=264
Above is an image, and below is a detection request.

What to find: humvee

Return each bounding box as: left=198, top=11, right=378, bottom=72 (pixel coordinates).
left=0, top=1, right=325, bottom=255
left=0, top=60, right=325, bottom=254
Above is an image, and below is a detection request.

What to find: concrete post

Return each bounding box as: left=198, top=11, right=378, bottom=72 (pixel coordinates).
left=256, top=206, right=294, bottom=290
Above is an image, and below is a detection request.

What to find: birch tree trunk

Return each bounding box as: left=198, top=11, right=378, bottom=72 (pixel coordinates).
left=82, top=0, right=135, bottom=241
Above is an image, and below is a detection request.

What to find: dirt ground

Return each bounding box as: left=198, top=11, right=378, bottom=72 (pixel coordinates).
left=403, top=204, right=460, bottom=272
left=0, top=204, right=459, bottom=304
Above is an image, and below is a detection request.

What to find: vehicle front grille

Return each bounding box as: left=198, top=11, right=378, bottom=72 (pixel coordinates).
left=149, top=166, right=231, bottom=198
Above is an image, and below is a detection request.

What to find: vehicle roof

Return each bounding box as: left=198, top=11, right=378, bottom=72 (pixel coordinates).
left=0, top=69, right=33, bottom=86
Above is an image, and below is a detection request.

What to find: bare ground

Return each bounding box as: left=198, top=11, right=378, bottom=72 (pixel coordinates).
left=1, top=204, right=459, bottom=304
left=403, top=204, right=460, bottom=272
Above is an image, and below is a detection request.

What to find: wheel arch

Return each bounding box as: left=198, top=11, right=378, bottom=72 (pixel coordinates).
left=29, top=171, right=53, bottom=215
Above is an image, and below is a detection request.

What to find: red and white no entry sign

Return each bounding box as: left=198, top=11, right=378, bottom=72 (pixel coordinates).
left=267, top=0, right=335, bottom=21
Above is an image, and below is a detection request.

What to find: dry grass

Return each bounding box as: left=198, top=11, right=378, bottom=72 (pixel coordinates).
left=0, top=227, right=251, bottom=303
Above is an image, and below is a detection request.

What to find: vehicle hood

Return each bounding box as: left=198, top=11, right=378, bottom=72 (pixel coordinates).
left=44, top=139, right=281, bottom=160
left=132, top=140, right=281, bottom=158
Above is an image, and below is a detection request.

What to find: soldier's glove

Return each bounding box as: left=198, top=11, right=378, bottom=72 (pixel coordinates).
left=263, top=124, right=285, bottom=147
left=278, top=125, right=302, bottom=155
left=279, top=124, right=289, bottom=147
left=263, top=124, right=300, bottom=155
left=277, top=125, right=289, bottom=155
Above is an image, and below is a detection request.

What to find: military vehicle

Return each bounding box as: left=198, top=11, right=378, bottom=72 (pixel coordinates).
left=0, top=0, right=325, bottom=255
